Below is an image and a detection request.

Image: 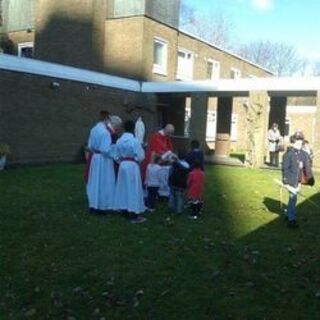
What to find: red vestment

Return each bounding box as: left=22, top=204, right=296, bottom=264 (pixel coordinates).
left=141, top=131, right=173, bottom=182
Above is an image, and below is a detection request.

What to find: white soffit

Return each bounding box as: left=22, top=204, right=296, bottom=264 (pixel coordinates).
left=0, top=54, right=141, bottom=92
left=141, top=77, right=320, bottom=93
left=1, top=54, right=320, bottom=95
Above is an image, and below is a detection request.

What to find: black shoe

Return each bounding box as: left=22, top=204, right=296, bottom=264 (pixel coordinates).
left=287, top=220, right=299, bottom=229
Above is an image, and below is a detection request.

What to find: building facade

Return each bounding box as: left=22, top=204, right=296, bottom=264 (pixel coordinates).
left=1, top=0, right=316, bottom=161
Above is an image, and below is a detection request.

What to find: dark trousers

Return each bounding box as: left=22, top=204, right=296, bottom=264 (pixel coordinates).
left=269, top=151, right=279, bottom=167
left=190, top=201, right=203, bottom=217
left=287, top=192, right=297, bottom=222
left=147, top=187, right=159, bottom=209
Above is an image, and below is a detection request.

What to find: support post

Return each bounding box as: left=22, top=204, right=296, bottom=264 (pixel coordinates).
left=189, top=93, right=208, bottom=144
left=313, top=91, right=320, bottom=169
left=246, top=91, right=269, bottom=168
left=215, top=97, right=233, bottom=157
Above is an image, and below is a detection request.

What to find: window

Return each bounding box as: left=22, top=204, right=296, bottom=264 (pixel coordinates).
left=184, top=104, right=191, bottom=137
left=206, top=111, right=217, bottom=141
left=230, top=67, right=241, bottom=79
left=176, top=48, right=194, bottom=80
left=113, top=0, right=145, bottom=18
left=207, top=59, right=220, bottom=80
left=206, top=112, right=237, bottom=141
left=18, top=42, right=33, bottom=58
left=230, top=114, right=238, bottom=141
left=153, top=38, right=168, bottom=75
left=285, top=118, right=290, bottom=136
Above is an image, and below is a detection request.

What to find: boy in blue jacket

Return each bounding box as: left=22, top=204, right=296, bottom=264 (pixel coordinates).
left=282, top=132, right=314, bottom=228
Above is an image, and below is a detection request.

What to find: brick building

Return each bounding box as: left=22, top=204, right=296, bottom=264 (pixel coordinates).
left=0, top=0, right=318, bottom=166
left=0, top=0, right=274, bottom=148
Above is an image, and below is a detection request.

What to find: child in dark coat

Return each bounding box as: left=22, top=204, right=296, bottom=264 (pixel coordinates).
left=168, top=152, right=190, bottom=213
left=185, top=140, right=204, bottom=171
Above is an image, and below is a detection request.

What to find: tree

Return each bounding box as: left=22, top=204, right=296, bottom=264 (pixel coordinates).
left=238, top=40, right=307, bottom=76
left=311, top=61, right=320, bottom=76
left=180, top=3, right=308, bottom=76
left=180, top=3, right=235, bottom=49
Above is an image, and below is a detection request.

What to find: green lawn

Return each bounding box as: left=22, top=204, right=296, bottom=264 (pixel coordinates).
left=0, top=165, right=320, bottom=319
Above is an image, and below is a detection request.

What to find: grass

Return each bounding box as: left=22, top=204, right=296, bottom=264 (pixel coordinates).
left=0, top=164, right=320, bottom=319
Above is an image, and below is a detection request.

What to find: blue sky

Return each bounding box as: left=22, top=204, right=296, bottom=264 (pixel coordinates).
left=181, top=0, right=320, bottom=63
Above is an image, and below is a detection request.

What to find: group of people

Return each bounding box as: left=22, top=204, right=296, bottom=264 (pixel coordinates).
left=267, top=123, right=313, bottom=167
left=85, top=111, right=205, bottom=223
left=85, top=111, right=315, bottom=228
left=144, top=138, right=205, bottom=219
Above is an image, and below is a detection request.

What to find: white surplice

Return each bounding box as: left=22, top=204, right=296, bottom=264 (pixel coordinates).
left=113, top=132, right=146, bottom=214
left=86, top=122, right=115, bottom=210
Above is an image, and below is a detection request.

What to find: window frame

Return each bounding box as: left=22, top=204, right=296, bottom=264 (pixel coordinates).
left=176, top=47, right=194, bottom=80
left=17, top=41, right=33, bottom=58
left=152, top=37, right=168, bottom=76
left=230, top=67, right=241, bottom=79
left=207, top=58, right=220, bottom=80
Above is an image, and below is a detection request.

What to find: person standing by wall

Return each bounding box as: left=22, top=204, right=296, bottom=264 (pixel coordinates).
left=268, top=123, right=281, bottom=167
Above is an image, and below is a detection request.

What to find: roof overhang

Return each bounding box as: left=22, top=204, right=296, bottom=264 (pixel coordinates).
left=142, top=78, right=320, bottom=97
left=0, top=54, right=319, bottom=97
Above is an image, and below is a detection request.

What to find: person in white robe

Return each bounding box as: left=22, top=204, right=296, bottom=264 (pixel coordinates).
left=86, top=114, right=122, bottom=213
left=113, top=120, right=146, bottom=222
left=134, top=116, right=145, bottom=145
left=267, top=123, right=281, bottom=167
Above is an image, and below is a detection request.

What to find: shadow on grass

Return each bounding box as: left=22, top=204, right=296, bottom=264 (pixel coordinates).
left=0, top=165, right=319, bottom=319
left=263, top=196, right=286, bottom=215
left=230, top=191, right=320, bottom=319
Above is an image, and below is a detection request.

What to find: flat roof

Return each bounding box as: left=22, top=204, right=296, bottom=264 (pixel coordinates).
left=0, top=54, right=141, bottom=92
left=142, top=78, right=320, bottom=96
left=0, top=54, right=319, bottom=96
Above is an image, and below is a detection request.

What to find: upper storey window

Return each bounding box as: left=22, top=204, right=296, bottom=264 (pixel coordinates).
left=153, top=37, right=168, bottom=76
left=176, top=48, right=194, bottom=80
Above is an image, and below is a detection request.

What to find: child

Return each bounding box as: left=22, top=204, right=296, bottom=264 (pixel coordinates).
left=185, top=139, right=204, bottom=171
left=187, top=159, right=205, bottom=219
left=168, top=152, right=190, bottom=213
left=145, top=154, right=162, bottom=211
left=157, top=162, right=171, bottom=201
left=282, top=132, right=313, bottom=228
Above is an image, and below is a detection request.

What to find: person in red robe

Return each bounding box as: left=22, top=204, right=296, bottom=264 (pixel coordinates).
left=141, top=124, right=175, bottom=183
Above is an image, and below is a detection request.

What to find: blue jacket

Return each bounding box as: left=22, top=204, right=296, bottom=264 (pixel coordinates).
left=185, top=149, right=204, bottom=171
left=282, top=147, right=312, bottom=187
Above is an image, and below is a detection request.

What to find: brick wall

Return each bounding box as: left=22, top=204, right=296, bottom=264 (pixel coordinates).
left=0, top=69, right=156, bottom=165
left=104, top=17, right=145, bottom=79
left=34, top=0, right=107, bottom=72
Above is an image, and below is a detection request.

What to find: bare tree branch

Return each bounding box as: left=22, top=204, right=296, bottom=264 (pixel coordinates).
left=180, top=4, right=234, bottom=49
left=238, top=40, right=307, bottom=76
